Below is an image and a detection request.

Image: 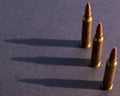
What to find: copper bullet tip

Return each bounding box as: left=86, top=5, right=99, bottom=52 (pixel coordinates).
left=109, top=47, right=117, bottom=60
left=84, top=2, right=92, bottom=17
left=95, top=23, right=103, bottom=38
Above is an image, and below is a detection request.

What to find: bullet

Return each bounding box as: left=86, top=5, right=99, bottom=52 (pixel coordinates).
left=90, top=23, right=104, bottom=67
left=81, top=2, right=92, bottom=48
left=102, top=47, right=117, bottom=91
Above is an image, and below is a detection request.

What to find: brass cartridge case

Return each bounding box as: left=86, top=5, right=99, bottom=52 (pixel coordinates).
left=102, top=48, right=117, bottom=91
left=90, top=36, right=103, bottom=67
left=81, top=2, right=92, bottom=48
left=90, top=23, right=103, bottom=67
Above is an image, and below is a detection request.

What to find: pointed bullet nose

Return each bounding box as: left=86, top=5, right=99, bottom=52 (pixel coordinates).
left=109, top=47, right=117, bottom=60
left=84, top=2, right=92, bottom=17
left=96, top=23, right=103, bottom=38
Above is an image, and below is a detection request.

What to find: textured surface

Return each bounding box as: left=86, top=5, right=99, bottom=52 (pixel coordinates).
left=0, top=0, right=120, bottom=96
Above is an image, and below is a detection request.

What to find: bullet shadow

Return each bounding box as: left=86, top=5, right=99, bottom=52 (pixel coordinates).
left=5, top=38, right=81, bottom=48
left=11, top=56, right=90, bottom=67
left=18, top=78, right=101, bottom=90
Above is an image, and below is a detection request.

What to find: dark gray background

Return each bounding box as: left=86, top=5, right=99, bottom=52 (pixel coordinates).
left=0, top=0, right=120, bottom=96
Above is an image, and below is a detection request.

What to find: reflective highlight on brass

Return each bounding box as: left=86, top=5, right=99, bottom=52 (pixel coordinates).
left=90, top=23, right=103, bottom=67
left=102, top=47, right=117, bottom=91
left=81, top=2, right=92, bottom=48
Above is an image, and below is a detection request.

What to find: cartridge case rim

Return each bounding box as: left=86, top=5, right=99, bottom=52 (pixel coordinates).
left=102, top=84, right=113, bottom=91
left=80, top=42, right=91, bottom=48
left=90, top=61, right=101, bottom=68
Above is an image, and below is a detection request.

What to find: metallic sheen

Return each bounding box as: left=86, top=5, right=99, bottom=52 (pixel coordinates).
left=81, top=3, right=92, bottom=48
left=90, top=23, right=103, bottom=67
left=102, top=48, right=117, bottom=90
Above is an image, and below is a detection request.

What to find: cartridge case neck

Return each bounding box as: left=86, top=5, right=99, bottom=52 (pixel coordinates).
left=107, top=59, right=117, bottom=66
left=84, top=15, right=92, bottom=19
left=93, top=36, right=103, bottom=42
